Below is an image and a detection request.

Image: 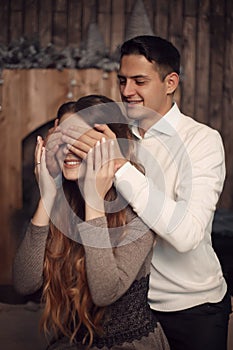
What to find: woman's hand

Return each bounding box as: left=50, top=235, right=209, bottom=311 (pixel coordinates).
left=44, top=119, right=64, bottom=178
left=83, top=137, right=115, bottom=220
left=34, top=136, right=57, bottom=215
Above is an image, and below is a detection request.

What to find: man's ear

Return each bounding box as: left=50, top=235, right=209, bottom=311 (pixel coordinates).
left=165, top=72, right=179, bottom=95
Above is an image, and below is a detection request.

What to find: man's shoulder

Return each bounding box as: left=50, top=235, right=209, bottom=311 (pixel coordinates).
left=178, top=113, right=220, bottom=137
left=176, top=113, right=223, bottom=152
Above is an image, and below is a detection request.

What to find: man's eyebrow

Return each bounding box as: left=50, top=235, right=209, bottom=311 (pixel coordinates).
left=117, top=74, right=150, bottom=79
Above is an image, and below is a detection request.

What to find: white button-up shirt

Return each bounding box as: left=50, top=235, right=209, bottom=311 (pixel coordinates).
left=114, top=103, right=227, bottom=311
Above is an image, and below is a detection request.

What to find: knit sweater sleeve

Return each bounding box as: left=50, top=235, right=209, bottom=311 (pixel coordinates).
left=13, top=222, right=49, bottom=295
left=78, top=213, right=154, bottom=307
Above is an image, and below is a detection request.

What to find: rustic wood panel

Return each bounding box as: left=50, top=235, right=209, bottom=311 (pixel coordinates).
left=208, top=0, right=225, bottom=131
left=111, top=0, right=125, bottom=52
left=9, top=10, right=23, bottom=42
left=24, top=0, right=39, bottom=37
left=98, top=0, right=112, bottom=50
left=195, top=0, right=210, bottom=124
left=168, top=0, right=183, bottom=53
left=53, top=11, right=68, bottom=47
left=181, top=12, right=197, bottom=116
left=82, top=0, right=95, bottom=38
left=143, top=0, right=155, bottom=27
left=219, top=0, right=233, bottom=210
left=38, top=0, right=53, bottom=46
left=54, top=0, right=67, bottom=12
left=154, top=0, right=169, bottom=38
left=0, top=0, right=10, bottom=44
left=67, top=0, right=82, bottom=47
left=10, top=0, right=23, bottom=11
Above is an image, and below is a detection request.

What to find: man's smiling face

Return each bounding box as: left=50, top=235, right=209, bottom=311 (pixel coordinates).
left=118, top=54, right=170, bottom=124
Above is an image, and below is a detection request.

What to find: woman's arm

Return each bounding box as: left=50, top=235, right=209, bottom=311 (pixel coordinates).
left=13, top=136, right=57, bottom=294
left=13, top=221, right=49, bottom=295
left=79, top=214, right=154, bottom=307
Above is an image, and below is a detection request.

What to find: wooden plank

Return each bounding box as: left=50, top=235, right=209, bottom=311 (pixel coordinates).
left=67, top=0, right=82, bottom=47
left=10, top=0, right=23, bottom=11
left=153, top=0, right=169, bottom=38
left=53, top=12, right=68, bottom=47
left=211, top=0, right=225, bottom=15
left=81, top=0, right=96, bottom=40
left=0, top=0, right=10, bottom=44
left=195, top=0, right=210, bottom=124
left=111, top=0, right=125, bottom=51
left=53, top=0, right=67, bottom=12
left=219, top=0, right=233, bottom=209
left=184, top=0, right=197, bottom=16
left=181, top=16, right=196, bottom=117
left=143, top=0, right=155, bottom=28
left=208, top=1, right=225, bottom=131
left=38, top=0, right=53, bottom=46
left=98, top=0, right=112, bottom=50
left=168, top=0, right=183, bottom=52
left=125, top=0, right=135, bottom=14
left=0, top=69, right=23, bottom=283
left=9, top=11, right=23, bottom=42
left=24, top=0, right=39, bottom=37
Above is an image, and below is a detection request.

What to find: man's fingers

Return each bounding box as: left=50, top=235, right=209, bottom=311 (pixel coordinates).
left=45, top=131, right=63, bottom=150
left=94, top=124, right=116, bottom=139
left=86, top=128, right=104, bottom=141
left=65, top=144, right=88, bottom=160
left=62, top=127, right=103, bottom=143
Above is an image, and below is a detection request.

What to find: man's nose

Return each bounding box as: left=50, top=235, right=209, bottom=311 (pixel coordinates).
left=121, top=81, right=135, bottom=97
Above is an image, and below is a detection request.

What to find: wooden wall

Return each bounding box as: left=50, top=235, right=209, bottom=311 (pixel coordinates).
left=0, top=0, right=233, bottom=284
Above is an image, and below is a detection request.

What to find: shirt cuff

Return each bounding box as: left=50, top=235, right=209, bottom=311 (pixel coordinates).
left=115, top=161, right=132, bottom=178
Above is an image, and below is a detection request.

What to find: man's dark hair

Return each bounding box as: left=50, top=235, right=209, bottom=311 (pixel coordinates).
left=120, top=35, right=180, bottom=79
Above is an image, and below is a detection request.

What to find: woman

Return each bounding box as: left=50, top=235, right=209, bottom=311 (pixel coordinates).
left=13, top=95, right=170, bottom=350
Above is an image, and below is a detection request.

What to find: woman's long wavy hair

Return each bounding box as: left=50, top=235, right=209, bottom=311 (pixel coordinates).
left=40, top=95, right=140, bottom=348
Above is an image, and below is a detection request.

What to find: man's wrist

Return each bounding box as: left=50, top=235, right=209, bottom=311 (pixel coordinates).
left=114, top=158, right=128, bottom=172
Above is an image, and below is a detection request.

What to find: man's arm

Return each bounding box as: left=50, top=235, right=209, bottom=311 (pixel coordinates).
left=114, top=129, right=226, bottom=252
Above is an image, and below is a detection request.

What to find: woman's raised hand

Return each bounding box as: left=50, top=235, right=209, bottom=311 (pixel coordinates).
left=82, top=137, right=115, bottom=220
left=34, top=136, right=57, bottom=214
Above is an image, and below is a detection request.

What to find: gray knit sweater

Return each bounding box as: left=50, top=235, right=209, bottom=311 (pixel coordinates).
left=13, top=210, right=170, bottom=350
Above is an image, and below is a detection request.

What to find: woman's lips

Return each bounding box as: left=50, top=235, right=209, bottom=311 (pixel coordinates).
left=64, top=158, right=81, bottom=168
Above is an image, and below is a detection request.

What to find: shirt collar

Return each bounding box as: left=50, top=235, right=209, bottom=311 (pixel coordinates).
left=131, top=102, right=180, bottom=139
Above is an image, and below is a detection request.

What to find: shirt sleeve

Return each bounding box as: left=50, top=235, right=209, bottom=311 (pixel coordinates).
left=114, top=129, right=225, bottom=253
left=78, top=214, right=154, bottom=307
left=13, top=222, right=49, bottom=295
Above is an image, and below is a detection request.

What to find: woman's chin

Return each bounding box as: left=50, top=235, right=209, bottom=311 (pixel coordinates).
left=63, top=171, right=79, bottom=181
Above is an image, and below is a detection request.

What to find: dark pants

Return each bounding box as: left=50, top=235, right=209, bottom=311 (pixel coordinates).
left=152, top=292, right=232, bottom=350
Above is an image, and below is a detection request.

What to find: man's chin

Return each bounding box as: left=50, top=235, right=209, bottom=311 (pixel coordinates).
left=126, top=104, right=145, bottom=120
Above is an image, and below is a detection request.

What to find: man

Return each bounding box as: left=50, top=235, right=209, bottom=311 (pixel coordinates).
left=46, top=36, right=231, bottom=350
left=113, top=35, right=231, bottom=350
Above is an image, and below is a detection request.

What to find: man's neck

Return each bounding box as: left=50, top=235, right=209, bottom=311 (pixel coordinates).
left=138, top=102, right=175, bottom=137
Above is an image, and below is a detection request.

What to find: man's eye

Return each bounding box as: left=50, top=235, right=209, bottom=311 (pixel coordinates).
left=119, top=80, right=126, bottom=85
left=136, top=81, right=145, bottom=85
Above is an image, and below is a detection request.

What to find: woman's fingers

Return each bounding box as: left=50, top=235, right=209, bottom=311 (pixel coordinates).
left=108, top=140, right=115, bottom=175
left=94, top=141, right=101, bottom=171
left=34, top=136, right=44, bottom=180
left=35, top=136, right=43, bottom=163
